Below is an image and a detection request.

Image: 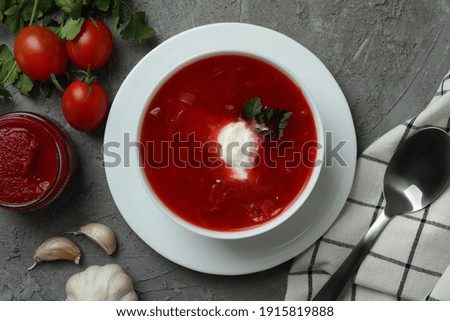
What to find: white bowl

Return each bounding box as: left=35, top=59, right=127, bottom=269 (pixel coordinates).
left=104, top=22, right=356, bottom=274
left=137, top=50, right=325, bottom=240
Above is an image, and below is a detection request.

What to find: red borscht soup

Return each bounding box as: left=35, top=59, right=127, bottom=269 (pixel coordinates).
left=140, top=55, right=318, bottom=232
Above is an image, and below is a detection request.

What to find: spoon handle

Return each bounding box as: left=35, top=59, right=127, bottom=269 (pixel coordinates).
left=312, top=210, right=392, bottom=301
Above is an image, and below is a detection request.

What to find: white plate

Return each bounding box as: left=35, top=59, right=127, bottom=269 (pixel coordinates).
left=104, top=23, right=357, bottom=275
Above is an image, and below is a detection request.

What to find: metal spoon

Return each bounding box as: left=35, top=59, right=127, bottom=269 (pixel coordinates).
left=313, top=127, right=450, bottom=301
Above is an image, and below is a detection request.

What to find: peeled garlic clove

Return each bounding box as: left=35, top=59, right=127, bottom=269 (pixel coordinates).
left=69, top=223, right=117, bottom=255
left=28, top=236, right=82, bottom=271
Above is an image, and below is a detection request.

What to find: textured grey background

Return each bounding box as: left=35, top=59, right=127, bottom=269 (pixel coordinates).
left=1, top=0, right=449, bottom=300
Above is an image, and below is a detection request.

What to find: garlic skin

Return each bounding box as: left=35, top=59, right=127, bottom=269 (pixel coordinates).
left=69, top=223, right=117, bottom=255
left=66, top=264, right=138, bottom=301
left=28, top=237, right=81, bottom=271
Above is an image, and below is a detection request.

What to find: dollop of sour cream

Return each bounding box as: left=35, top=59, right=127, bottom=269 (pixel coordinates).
left=217, top=121, right=259, bottom=180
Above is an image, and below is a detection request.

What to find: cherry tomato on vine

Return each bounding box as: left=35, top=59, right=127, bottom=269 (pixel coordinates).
left=14, top=26, right=68, bottom=81
left=65, top=19, right=113, bottom=70
left=62, top=80, right=109, bottom=131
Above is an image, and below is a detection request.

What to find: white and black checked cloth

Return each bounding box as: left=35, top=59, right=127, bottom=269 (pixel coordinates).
left=286, top=72, right=450, bottom=301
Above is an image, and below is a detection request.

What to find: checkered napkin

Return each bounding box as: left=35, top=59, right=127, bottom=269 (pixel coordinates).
left=285, top=72, right=450, bottom=301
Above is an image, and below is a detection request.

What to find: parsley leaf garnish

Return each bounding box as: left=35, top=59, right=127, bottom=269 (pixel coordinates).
left=243, top=97, right=293, bottom=139
left=0, top=44, right=34, bottom=97
left=58, top=16, right=85, bottom=40
left=15, top=72, right=34, bottom=94
left=120, top=11, right=154, bottom=43
left=244, top=97, right=262, bottom=118
left=278, top=110, right=292, bottom=138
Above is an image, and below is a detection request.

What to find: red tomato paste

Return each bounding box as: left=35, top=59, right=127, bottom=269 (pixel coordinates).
left=140, top=55, right=318, bottom=231
left=0, top=113, right=76, bottom=211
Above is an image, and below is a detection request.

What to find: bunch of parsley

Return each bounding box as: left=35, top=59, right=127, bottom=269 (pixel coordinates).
left=0, top=0, right=154, bottom=97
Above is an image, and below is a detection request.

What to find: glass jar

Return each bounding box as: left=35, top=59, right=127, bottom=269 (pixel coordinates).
left=0, top=112, right=77, bottom=211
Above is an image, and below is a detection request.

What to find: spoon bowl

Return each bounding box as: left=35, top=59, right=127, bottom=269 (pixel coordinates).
left=384, top=128, right=450, bottom=215
left=313, top=127, right=450, bottom=301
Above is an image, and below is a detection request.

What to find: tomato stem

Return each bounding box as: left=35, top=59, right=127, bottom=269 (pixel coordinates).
left=76, top=65, right=97, bottom=85
left=73, top=65, right=96, bottom=102
left=89, top=17, right=99, bottom=29
left=50, top=73, right=65, bottom=93
left=38, top=81, right=52, bottom=98
left=83, top=83, right=93, bottom=103
left=29, top=0, right=39, bottom=27
left=82, top=65, right=95, bottom=102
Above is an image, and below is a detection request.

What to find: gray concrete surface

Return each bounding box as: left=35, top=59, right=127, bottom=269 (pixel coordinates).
left=1, top=0, right=449, bottom=300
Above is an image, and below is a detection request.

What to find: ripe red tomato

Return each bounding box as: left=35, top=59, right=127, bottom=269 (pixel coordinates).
left=62, top=80, right=109, bottom=131
left=65, top=19, right=113, bottom=70
left=14, top=26, right=68, bottom=81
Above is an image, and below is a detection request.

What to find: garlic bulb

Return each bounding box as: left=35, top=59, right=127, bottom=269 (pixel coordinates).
left=66, top=264, right=138, bottom=301
left=28, top=237, right=81, bottom=271
left=68, top=223, right=117, bottom=255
